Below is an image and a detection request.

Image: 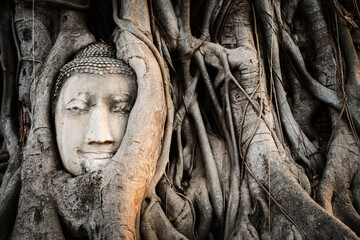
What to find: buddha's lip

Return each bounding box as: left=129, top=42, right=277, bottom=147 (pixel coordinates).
left=78, top=150, right=115, bottom=159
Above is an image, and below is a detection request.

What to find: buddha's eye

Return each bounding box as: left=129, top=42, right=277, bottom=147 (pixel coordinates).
left=66, top=100, right=88, bottom=114
left=111, top=102, right=131, bottom=114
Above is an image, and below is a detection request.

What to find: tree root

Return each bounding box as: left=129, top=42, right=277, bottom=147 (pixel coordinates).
left=0, top=5, right=21, bottom=237
left=231, top=175, right=260, bottom=240
left=23, top=0, right=90, bottom=11
left=0, top=2, right=19, bottom=154
left=141, top=201, right=188, bottom=240
left=142, top=131, right=226, bottom=239
left=157, top=179, right=195, bottom=239
left=112, top=0, right=175, bottom=210
left=242, top=113, right=358, bottom=239
left=12, top=9, right=95, bottom=238
left=0, top=154, right=21, bottom=240
left=255, top=0, right=324, bottom=174
left=190, top=101, right=224, bottom=223
left=175, top=128, right=185, bottom=190
left=15, top=2, right=57, bottom=109
left=318, top=111, right=360, bottom=236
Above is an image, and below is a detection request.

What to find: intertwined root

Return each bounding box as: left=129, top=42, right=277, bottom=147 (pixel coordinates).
left=1, top=0, right=360, bottom=239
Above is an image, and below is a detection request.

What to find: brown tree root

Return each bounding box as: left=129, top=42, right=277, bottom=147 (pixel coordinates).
left=0, top=154, right=21, bottom=240
left=141, top=201, right=188, bottom=240
left=157, top=179, right=195, bottom=239
left=231, top=174, right=263, bottom=240
left=112, top=1, right=175, bottom=211
left=141, top=131, right=227, bottom=239
left=255, top=0, right=324, bottom=174
left=224, top=8, right=358, bottom=233
left=228, top=63, right=359, bottom=236
left=236, top=108, right=358, bottom=239
left=286, top=63, right=320, bottom=141
left=318, top=111, right=360, bottom=236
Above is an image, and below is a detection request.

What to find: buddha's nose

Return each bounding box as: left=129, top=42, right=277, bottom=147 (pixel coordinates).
left=85, top=104, right=114, bottom=144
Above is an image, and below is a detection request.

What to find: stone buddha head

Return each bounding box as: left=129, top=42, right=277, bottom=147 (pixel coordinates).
left=53, top=43, right=137, bottom=176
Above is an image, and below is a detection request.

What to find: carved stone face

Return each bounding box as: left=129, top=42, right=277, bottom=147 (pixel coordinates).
left=55, top=73, right=136, bottom=176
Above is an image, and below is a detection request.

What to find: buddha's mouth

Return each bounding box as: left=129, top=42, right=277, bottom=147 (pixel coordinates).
left=78, top=150, right=115, bottom=160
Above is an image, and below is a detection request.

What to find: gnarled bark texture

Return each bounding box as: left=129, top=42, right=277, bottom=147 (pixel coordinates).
left=1, top=0, right=360, bottom=239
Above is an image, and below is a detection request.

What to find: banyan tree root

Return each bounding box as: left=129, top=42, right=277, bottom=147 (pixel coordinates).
left=14, top=1, right=58, bottom=108
left=222, top=0, right=358, bottom=239
left=135, top=0, right=360, bottom=238
left=254, top=0, right=324, bottom=174
left=229, top=68, right=358, bottom=239
left=285, top=63, right=320, bottom=141
left=0, top=3, right=21, bottom=238
left=279, top=2, right=360, bottom=135
left=3, top=0, right=360, bottom=239
left=281, top=1, right=360, bottom=235
left=12, top=8, right=95, bottom=239
left=141, top=201, right=188, bottom=240
left=111, top=0, right=175, bottom=211
left=317, top=111, right=360, bottom=236
left=141, top=132, right=228, bottom=240
left=282, top=0, right=338, bottom=146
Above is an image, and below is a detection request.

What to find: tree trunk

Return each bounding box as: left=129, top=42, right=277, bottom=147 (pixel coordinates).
left=1, top=0, right=360, bottom=239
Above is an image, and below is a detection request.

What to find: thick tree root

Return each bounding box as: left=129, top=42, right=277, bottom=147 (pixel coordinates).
left=141, top=201, right=188, bottom=240
left=112, top=0, right=175, bottom=210
left=318, top=111, right=360, bottom=236
left=3, top=0, right=360, bottom=239
left=12, top=9, right=95, bottom=238
left=141, top=132, right=226, bottom=239
left=0, top=4, right=21, bottom=238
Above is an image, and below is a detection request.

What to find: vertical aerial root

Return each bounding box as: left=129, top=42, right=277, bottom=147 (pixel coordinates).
left=190, top=101, right=224, bottom=223
left=175, top=128, right=184, bottom=190
left=255, top=0, right=325, bottom=174
left=0, top=5, right=21, bottom=237
left=231, top=174, right=260, bottom=240
left=0, top=3, right=19, bottom=154
left=182, top=117, right=196, bottom=177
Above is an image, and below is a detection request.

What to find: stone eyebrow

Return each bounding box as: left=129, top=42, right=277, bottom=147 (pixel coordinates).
left=65, top=98, right=87, bottom=106
left=105, top=94, right=133, bottom=106
left=65, top=92, right=95, bottom=107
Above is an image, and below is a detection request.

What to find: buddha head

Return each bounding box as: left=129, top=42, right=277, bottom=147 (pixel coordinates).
left=53, top=43, right=137, bottom=176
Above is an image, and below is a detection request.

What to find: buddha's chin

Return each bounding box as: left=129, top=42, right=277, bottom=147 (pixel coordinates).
left=66, top=158, right=111, bottom=176
left=88, top=158, right=111, bottom=169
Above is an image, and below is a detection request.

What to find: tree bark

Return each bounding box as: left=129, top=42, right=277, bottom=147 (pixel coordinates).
left=1, top=0, right=360, bottom=239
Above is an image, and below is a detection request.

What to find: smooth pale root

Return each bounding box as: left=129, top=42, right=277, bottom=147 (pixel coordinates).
left=95, top=30, right=166, bottom=239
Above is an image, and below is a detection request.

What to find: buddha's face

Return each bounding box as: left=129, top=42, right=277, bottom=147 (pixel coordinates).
left=55, top=73, right=136, bottom=176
